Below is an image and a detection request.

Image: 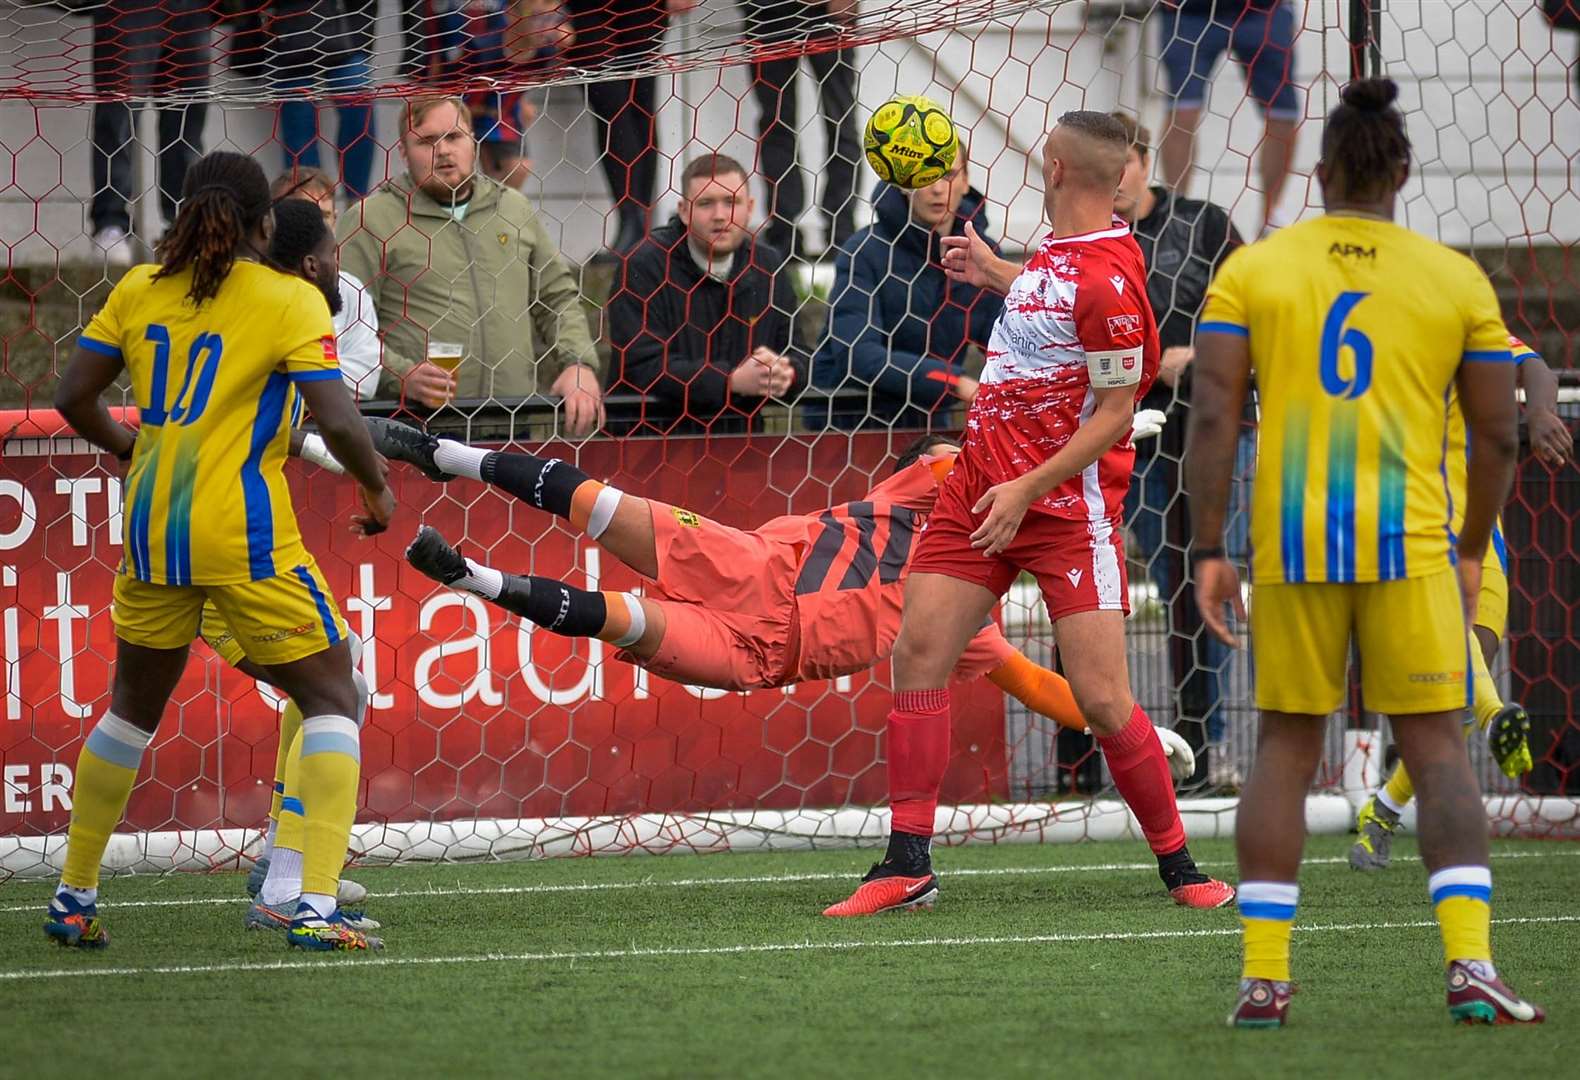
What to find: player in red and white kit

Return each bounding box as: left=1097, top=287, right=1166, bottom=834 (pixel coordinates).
left=823, top=112, right=1234, bottom=916
left=369, top=422, right=1202, bottom=783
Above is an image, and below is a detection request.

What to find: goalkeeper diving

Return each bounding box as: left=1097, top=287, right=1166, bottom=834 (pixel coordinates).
left=369, top=418, right=1206, bottom=818
left=1350, top=334, right=1572, bottom=871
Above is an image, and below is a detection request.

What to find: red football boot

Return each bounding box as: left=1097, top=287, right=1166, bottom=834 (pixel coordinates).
left=822, top=862, right=939, bottom=917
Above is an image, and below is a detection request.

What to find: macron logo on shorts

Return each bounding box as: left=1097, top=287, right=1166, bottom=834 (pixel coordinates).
left=1066, top=568, right=1083, bottom=588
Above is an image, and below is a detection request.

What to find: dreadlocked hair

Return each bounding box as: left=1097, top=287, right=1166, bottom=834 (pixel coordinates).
left=893, top=433, right=959, bottom=474
left=152, top=151, right=271, bottom=305
left=1320, top=77, right=1411, bottom=204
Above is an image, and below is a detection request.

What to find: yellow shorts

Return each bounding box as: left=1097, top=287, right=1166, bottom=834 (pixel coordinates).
left=113, top=559, right=348, bottom=667
left=1251, top=568, right=1469, bottom=717
left=1476, top=545, right=1508, bottom=640
left=198, top=600, right=248, bottom=667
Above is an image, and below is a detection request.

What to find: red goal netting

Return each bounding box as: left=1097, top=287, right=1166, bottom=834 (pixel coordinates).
left=0, top=0, right=1576, bottom=878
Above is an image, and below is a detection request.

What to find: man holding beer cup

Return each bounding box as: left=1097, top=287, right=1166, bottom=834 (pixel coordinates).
left=338, top=95, right=605, bottom=436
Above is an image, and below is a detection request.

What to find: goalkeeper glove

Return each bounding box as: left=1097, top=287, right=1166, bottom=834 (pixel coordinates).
left=299, top=432, right=346, bottom=475
left=1486, top=704, right=1534, bottom=779
left=1155, top=727, right=1196, bottom=783
left=1131, top=409, right=1166, bottom=442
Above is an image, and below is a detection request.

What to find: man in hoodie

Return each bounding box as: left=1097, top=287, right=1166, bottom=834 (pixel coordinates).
left=606, top=154, right=808, bottom=435
left=337, top=95, right=605, bottom=435
left=811, top=148, right=1004, bottom=430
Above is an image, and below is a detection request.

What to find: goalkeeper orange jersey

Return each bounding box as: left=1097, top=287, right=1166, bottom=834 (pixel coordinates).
left=644, top=450, right=1013, bottom=689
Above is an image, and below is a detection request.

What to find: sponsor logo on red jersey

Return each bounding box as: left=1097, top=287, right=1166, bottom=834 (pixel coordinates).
left=1107, top=313, right=1142, bottom=338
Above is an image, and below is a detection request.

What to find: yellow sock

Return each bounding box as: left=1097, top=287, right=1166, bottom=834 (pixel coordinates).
left=269, top=701, right=305, bottom=825
left=61, top=714, right=154, bottom=890
left=274, top=722, right=306, bottom=856
left=1382, top=761, right=1415, bottom=810
left=1238, top=882, right=1298, bottom=982
left=295, top=714, right=360, bottom=900
left=1469, top=634, right=1503, bottom=731
left=1430, top=866, right=1493, bottom=964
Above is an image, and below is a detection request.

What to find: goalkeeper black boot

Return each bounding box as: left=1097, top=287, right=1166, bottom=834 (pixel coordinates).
left=406, top=526, right=470, bottom=586
left=365, top=417, right=451, bottom=481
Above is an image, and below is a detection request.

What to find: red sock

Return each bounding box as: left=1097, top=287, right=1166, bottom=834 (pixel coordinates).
left=1098, top=704, right=1187, bottom=856
left=888, top=689, right=951, bottom=838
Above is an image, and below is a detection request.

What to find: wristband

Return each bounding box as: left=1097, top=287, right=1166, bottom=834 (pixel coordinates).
left=1191, top=545, right=1227, bottom=563
left=300, top=432, right=346, bottom=475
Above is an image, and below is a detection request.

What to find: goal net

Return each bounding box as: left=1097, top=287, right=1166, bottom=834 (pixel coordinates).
left=0, top=0, right=1576, bottom=879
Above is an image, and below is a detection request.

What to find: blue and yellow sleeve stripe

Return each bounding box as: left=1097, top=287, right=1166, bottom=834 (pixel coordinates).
left=77, top=336, right=122, bottom=358
left=1197, top=321, right=1250, bottom=337
left=1462, top=349, right=1515, bottom=363
left=286, top=368, right=343, bottom=384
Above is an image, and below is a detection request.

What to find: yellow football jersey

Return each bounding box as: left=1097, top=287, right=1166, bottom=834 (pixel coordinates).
left=80, top=261, right=340, bottom=585
left=1200, top=214, right=1513, bottom=585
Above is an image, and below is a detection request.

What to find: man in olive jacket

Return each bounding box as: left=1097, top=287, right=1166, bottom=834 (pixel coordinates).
left=338, top=94, right=605, bottom=435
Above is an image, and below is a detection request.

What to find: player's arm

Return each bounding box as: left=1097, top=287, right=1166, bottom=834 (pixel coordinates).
left=294, top=376, right=394, bottom=536
left=54, top=344, right=136, bottom=461
left=1456, top=358, right=1519, bottom=570
left=1517, top=349, right=1572, bottom=466
left=986, top=651, right=1086, bottom=733
left=1183, top=328, right=1251, bottom=647
left=288, top=426, right=346, bottom=474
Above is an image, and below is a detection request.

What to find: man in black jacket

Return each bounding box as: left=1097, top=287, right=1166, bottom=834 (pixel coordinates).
left=607, top=154, right=808, bottom=435
left=1113, top=111, right=1243, bottom=786
left=811, top=150, right=1004, bottom=431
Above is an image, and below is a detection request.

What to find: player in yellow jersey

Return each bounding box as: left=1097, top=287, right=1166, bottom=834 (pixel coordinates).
left=1351, top=334, right=1573, bottom=869
left=47, top=151, right=394, bottom=953
left=1186, top=79, right=1543, bottom=1027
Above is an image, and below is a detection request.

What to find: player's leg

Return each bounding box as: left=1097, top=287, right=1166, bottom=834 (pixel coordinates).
left=366, top=418, right=661, bottom=577
left=1227, top=580, right=1352, bottom=1026
left=1231, top=2, right=1300, bottom=229
left=406, top=525, right=664, bottom=654
left=1156, top=6, right=1222, bottom=192
left=1358, top=571, right=1543, bottom=1023
left=47, top=579, right=202, bottom=947
left=247, top=636, right=375, bottom=927
left=822, top=571, right=999, bottom=917
left=1053, top=608, right=1231, bottom=908
left=216, top=565, right=378, bottom=951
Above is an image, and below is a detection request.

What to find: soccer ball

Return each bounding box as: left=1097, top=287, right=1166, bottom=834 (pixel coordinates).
left=864, top=94, right=960, bottom=189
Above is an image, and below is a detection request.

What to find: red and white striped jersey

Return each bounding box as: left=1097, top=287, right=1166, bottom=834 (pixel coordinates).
left=963, top=220, right=1159, bottom=522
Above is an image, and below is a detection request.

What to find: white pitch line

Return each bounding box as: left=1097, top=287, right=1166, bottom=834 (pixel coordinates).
left=2, top=848, right=1576, bottom=915
left=3, top=914, right=1576, bottom=983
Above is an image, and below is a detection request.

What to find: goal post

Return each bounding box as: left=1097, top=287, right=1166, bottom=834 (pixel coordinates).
left=0, top=0, right=1576, bottom=881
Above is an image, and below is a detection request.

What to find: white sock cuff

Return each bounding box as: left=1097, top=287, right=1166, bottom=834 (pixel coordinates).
left=611, top=593, right=646, bottom=649
left=432, top=439, right=491, bottom=480
left=1376, top=787, right=1407, bottom=815
left=1237, top=881, right=1299, bottom=920
left=299, top=714, right=361, bottom=762
left=460, top=559, right=504, bottom=601
left=586, top=486, right=624, bottom=540
left=1428, top=865, right=1492, bottom=904
left=94, top=712, right=156, bottom=751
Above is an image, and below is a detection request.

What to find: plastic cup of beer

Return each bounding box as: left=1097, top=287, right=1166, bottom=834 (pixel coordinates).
left=427, top=341, right=462, bottom=404
left=428, top=341, right=464, bottom=373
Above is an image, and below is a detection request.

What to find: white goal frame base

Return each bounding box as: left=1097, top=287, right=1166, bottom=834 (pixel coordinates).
left=2, top=795, right=1575, bottom=880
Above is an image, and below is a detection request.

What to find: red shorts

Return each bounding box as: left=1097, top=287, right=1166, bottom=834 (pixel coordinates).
left=911, top=462, right=1130, bottom=621
left=615, top=501, right=800, bottom=691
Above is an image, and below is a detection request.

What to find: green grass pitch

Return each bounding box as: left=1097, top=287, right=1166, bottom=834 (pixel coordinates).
left=1, top=835, right=1572, bottom=1078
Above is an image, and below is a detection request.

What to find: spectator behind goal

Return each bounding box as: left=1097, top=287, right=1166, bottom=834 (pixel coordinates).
left=606, top=154, right=807, bottom=435
left=337, top=95, right=605, bottom=435
left=271, top=170, right=393, bottom=401
left=1111, top=110, right=1244, bottom=786
left=811, top=147, right=1004, bottom=430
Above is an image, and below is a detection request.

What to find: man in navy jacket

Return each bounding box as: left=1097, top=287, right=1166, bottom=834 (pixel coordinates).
left=811, top=151, right=1004, bottom=430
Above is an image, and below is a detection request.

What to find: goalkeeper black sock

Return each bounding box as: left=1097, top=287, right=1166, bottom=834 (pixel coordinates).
left=481, top=451, right=590, bottom=519
left=1157, top=844, right=1209, bottom=891
left=883, top=830, right=933, bottom=874
left=493, top=575, right=648, bottom=648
